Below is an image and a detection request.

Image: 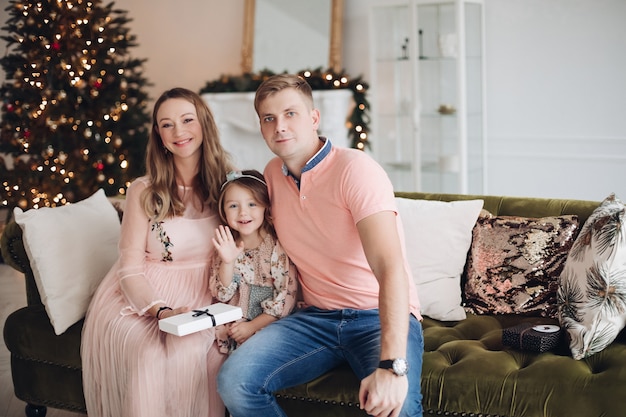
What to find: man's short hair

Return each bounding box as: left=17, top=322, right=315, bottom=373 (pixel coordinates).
left=254, top=74, right=314, bottom=114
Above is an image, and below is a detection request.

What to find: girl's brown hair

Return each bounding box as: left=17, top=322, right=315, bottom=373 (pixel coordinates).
left=218, top=170, right=275, bottom=240
left=142, top=87, right=233, bottom=221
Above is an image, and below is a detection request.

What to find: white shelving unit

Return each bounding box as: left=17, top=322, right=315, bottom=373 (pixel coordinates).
left=369, top=0, right=486, bottom=194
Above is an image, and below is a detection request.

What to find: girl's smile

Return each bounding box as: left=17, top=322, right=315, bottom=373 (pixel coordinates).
left=222, top=183, right=267, bottom=249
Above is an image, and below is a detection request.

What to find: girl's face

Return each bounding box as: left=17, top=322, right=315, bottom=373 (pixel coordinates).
left=222, top=183, right=266, bottom=238
left=156, top=98, right=203, bottom=162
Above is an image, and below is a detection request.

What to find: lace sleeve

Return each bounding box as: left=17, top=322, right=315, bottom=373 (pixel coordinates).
left=209, top=253, right=239, bottom=302
left=118, top=178, right=164, bottom=315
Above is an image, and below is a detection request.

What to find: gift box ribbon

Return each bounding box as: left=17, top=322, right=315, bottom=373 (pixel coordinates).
left=192, top=309, right=216, bottom=326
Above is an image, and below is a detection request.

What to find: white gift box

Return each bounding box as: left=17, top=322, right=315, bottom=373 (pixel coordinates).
left=158, top=303, right=243, bottom=336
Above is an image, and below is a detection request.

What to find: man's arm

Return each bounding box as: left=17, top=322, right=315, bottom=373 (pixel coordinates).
left=356, top=210, right=411, bottom=417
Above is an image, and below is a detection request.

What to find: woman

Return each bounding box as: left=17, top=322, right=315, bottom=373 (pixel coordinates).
left=81, top=87, right=234, bottom=417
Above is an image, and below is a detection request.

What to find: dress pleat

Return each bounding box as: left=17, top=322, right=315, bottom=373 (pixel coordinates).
left=82, top=197, right=225, bottom=417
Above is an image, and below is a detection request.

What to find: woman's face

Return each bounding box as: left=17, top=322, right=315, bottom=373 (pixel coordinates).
left=156, top=98, right=203, bottom=162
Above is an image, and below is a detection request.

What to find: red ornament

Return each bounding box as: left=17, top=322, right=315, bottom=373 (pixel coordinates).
left=93, top=80, right=102, bottom=89
left=52, top=42, right=60, bottom=51
left=6, top=103, right=14, bottom=112
left=23, top=129, right=31, bottom=138
left=96, top=161, right=104, bottom=171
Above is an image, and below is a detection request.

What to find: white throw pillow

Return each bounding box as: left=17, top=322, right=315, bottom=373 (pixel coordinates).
left=13, top=189, right=120, bottom=335
left=395, top=198, right=484, bottom=321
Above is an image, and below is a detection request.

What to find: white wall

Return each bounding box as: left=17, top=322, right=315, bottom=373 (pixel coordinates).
left=111, top=0, right=245, bottom=101
left=483, top=0, right=626, bottom=201
left=1, top=0, right=624, bottom=201
left=342, top=0, right=626, bottom=201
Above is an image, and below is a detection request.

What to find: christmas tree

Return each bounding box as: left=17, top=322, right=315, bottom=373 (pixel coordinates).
left=0, top=0, right=151, bottom=210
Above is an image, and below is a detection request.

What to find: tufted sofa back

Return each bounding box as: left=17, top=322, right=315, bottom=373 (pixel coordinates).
left=395, top=192, right=599, bottom=225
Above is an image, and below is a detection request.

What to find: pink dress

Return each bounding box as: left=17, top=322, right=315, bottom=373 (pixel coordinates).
left=81, top=177, right=226, bottom=417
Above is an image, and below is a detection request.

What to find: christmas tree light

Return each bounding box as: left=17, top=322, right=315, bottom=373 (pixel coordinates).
left=0, top=0, right=151, bottom=210
left=199, top=67, right=370, bottom=150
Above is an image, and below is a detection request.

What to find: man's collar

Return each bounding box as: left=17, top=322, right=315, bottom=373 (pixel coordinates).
left=281, top=136, right=332, bottom=178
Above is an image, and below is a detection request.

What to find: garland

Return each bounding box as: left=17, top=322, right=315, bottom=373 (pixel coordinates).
left=199, top=68, right=370, bottom=150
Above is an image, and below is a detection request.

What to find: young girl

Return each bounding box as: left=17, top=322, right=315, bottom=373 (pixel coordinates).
left=210, top=170, right=298, bottom=352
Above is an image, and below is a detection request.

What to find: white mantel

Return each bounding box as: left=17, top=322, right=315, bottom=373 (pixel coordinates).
left=202, top=89, right=354, bottom=172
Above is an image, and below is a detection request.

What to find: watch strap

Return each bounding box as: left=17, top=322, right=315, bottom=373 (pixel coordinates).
left=378, top=359, right=394, bottom=369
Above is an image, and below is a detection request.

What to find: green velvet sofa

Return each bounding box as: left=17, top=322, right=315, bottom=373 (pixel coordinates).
left=3, top=192, right=626, bottom=417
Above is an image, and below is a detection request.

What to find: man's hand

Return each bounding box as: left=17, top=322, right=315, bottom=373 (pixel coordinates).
left=359, top=368, right=408, bottom=417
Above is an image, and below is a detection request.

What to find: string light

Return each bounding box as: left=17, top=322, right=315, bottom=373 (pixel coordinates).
left=0, top=0, right=150, bottom=209
left=200, top=67, right=370, bottom=151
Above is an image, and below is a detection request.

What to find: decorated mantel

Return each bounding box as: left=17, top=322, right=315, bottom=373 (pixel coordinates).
left=201, top=2, right=371, bottom=170
left=199, top=69, right=370, bottom=172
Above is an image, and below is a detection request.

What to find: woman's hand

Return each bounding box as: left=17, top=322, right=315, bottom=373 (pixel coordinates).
left=212, top=225, right=244, bottom=264
left=155, top=306, right=190, bottom=320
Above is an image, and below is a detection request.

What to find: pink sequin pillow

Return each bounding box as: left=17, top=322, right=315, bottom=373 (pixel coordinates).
left=464, top=212, right=579, bottom=318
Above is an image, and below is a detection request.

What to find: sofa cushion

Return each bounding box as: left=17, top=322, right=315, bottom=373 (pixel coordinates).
left=275, top=364, right=362, bottom=416
left=3, top=305, right=83, bottom=368
left=558, top=193, right=626, bottom=360
left=421, top=313, right=626, bottom=417
left=13, top=189, right=120, bottom=335
left=464, top=213, right=579, bottom=318
left=3, top=305, right=86, bottom=412
left=395, top=197, right=484, bottom=321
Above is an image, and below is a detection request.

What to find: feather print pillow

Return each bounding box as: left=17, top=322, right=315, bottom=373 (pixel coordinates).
left=558, top=193, right=626, bottom=360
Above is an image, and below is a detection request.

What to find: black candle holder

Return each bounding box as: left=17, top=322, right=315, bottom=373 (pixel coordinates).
left=400, top=37, right=409, bottom=60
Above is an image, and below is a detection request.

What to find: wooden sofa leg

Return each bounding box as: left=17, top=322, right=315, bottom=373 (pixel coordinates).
left=25, top=404, right=47, bottom=417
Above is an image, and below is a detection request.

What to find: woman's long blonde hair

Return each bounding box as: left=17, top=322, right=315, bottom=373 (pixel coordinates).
left=142, top=87, right=233, bottom=221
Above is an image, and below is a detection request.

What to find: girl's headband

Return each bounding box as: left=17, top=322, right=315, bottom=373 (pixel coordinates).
left=220, top=171, right=267, bottom=191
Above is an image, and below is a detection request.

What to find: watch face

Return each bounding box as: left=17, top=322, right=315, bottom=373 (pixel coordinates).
left=392, top=358, right=409, bottom=376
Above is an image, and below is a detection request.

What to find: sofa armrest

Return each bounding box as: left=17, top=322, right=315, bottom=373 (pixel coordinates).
left=1, top=219, right=43, bottom=307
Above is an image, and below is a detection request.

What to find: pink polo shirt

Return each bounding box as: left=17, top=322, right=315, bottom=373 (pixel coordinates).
left=264, top=142, right=421, bottom=318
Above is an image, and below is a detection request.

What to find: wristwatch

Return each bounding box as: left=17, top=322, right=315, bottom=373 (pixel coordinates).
left=378, top=358, right=409, bottom=376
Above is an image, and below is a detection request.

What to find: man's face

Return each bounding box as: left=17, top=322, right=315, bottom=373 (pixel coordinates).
left=256, top=88, right=320, bottom=162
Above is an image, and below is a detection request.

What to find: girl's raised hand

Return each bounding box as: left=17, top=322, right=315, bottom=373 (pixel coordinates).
left=212, top=225, right=244, bottom=264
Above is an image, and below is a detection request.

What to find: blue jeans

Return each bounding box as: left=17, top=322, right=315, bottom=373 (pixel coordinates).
left=217, top=307, right=424, bottom=417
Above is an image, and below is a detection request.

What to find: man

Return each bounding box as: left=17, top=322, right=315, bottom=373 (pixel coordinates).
left=217, top=74, right=423, bottom=417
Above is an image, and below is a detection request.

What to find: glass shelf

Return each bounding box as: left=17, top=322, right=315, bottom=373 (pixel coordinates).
left=369, top=0, right=486, bottom=194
